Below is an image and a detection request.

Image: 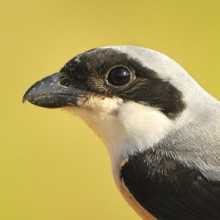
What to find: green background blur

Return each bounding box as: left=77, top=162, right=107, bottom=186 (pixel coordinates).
left=1, top=1, right=220, bottom=219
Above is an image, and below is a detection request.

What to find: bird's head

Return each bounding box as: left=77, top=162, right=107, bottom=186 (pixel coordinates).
left=23, top=46, right=208, bottom=167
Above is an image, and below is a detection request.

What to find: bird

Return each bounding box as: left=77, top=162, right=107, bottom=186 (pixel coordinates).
left=23, top=46, right=220, bottom=220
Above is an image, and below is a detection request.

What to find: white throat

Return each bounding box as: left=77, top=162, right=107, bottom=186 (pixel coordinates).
left=64, top=96, right=172, bottom=169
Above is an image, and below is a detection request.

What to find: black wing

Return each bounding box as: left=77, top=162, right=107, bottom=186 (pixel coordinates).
left=120, top=148, right=220, bottom=220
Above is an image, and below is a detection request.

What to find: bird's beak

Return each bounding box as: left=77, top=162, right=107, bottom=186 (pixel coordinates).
left=22, top=72, right=85, bottom=108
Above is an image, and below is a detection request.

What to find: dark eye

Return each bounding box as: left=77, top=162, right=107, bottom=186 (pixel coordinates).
left=107, top=66, right=132, bottom=86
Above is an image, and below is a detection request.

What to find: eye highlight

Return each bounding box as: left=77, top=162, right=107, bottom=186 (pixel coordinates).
left=106, top=66, right=133, bottom=87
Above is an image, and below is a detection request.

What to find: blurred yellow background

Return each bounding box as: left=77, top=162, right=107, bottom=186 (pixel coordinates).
left=1, top=0, right=220, bottom=219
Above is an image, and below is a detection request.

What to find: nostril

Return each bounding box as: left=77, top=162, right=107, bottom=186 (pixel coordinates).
left=60, top=74, right=72, bottom=87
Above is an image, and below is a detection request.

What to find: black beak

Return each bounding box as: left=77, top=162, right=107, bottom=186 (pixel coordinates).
left=22, top=72, right=85, bottom=108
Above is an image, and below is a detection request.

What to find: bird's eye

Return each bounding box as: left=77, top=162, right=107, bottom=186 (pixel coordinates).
left=106, top=66, right=132, bottom=87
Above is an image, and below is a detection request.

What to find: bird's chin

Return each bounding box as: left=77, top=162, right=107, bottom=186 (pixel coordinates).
left=62, top=106, right=79, bottom=113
